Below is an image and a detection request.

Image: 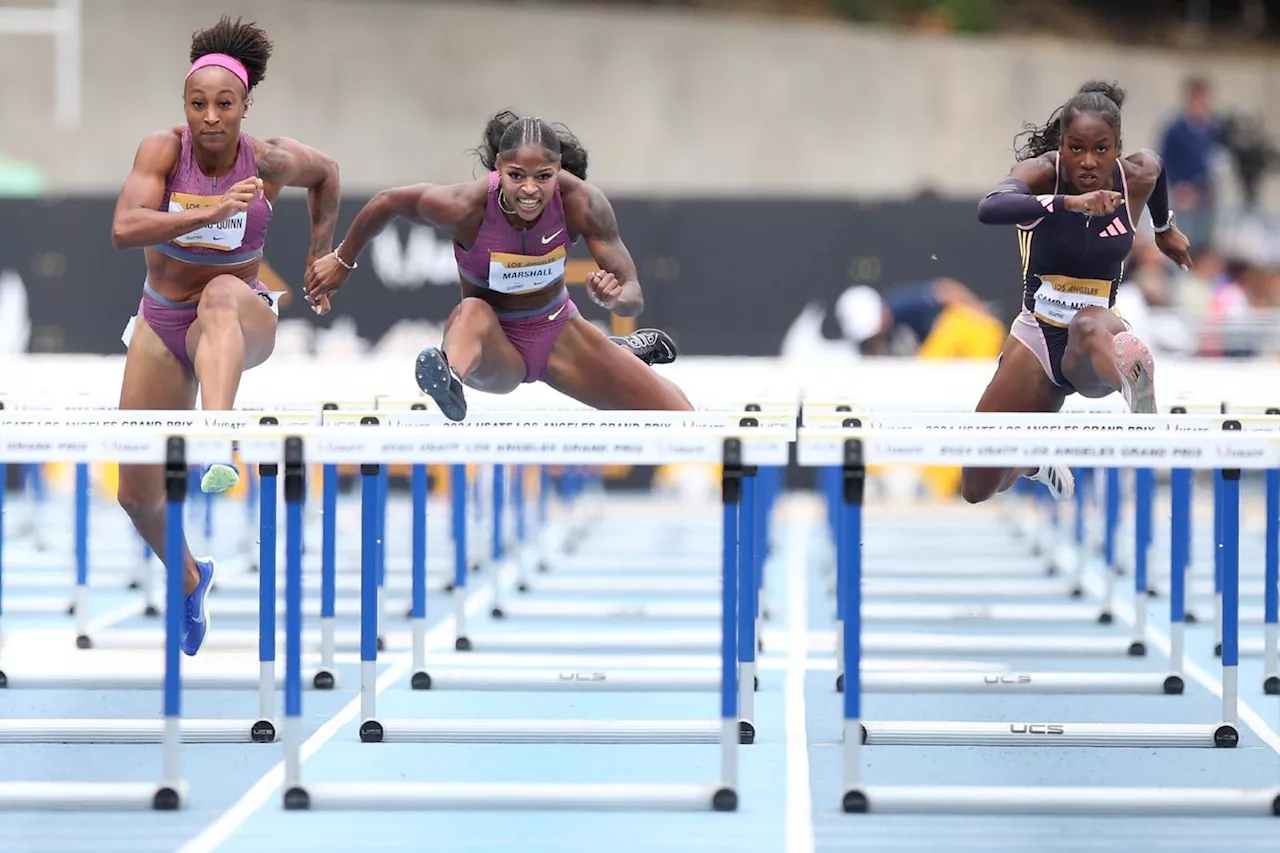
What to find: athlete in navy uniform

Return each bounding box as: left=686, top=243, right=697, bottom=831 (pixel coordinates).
left=962, top=80, right=1193, bottom=504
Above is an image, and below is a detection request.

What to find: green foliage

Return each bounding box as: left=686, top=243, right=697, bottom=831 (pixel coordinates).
left=826, top=0, right=1004, bottom=33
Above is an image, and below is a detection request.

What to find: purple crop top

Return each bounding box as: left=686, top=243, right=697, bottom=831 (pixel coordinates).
left=153, top=125, right=273, bottom=266
left=453, top=172, right=575, bottom=295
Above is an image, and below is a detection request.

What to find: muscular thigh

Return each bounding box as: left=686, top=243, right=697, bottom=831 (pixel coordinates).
left=444, top=298, right=528, bottom=393
left=976, top=334, right=1067, bottom=415
left=185, top=276, right=279, bottom=370
left=119, top=319, right=199, bottom=500
left=544, top=317, right=692, bottom=411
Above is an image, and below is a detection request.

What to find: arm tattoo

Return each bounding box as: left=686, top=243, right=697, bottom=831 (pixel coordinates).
left=585, top=187, right=637, bottom=282
left=257, top=142, right=292, bottom=183
left=585, top=186, right=620, bottom=239
left=308, top=188, right=340, bottom=259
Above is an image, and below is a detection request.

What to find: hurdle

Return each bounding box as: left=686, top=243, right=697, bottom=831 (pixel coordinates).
left=242, top=415, right=788, bottom=811
left=332, top=410, right=780, bottom=742
left=0, top=408, right=351, bottom=712
left=798, top=418, right=1280, bottom=815
left=815, top=407, right=1280, bottom=695
left=0, top=426, right=229, bottom=808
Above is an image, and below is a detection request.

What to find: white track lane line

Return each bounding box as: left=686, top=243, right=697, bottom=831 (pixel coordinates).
left=177, top=560, right=503, bottom=853
left=784, top=511, right=815, bottom=853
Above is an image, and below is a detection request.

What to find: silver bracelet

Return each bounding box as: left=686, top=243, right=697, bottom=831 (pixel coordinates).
left=1153, top=212, right=1176, bottom=234
left=333, top=245, right=358, bottom=270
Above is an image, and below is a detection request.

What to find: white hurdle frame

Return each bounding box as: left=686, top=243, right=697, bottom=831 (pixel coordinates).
left=235, top=416, right=792, bottom=811
left=0, top=428, right=223, bottom=809
left=797, top=417, right=1280, bottom=814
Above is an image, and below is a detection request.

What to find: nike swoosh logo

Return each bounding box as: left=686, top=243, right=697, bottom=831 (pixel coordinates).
left=548, top=304, right=566, bottom=321
left=541, top=229, right=564, bottom=245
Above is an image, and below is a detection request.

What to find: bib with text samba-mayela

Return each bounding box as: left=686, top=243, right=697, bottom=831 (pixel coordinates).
left=487, top=245, right=567, bottom=295
left=167, top=192, right=247, bottom=252
left=1032, top=274, right=1113, bottom=328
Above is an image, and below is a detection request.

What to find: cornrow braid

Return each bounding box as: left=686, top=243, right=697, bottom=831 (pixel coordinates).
left=475, top=109, right=589, bottom=180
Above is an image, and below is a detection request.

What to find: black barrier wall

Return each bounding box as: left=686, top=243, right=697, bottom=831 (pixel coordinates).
left=0, top=194, right=1021, bottom=356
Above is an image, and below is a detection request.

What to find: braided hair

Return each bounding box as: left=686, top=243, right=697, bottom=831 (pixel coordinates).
left=475, top=110, right=588, bottom=179
left=1014, top=80, right=1126, bottom=161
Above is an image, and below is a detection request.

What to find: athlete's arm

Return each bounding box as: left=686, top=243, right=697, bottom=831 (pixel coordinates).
left=111, top=130, right=239, bottom=250
left=1127, top=150, right=1172, bottom=228
left=303, top=181, right=480, bottom=311
left=1129, top=150, right=1192, bottom=269
left=569, top=180, right=643, bottom=317
left=331, top=182, right=477, bottom=267
left=257, top=136, right=341, bottom=267
left=974, top=156, right=1062, bottom=226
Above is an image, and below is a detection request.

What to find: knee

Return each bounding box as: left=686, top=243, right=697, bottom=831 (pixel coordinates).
left=451, top=297, right=498, bottom=328
left=117, top=472, right=160, bottom=520
left=196, top=276, right=244, bottom=320
left=1066, top=309, right=1112, bottom=355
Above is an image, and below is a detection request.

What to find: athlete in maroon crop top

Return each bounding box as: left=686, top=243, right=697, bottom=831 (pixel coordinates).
left=109, top=16, right=340, bottom=656
left=305, top=111, right=691, bottom=420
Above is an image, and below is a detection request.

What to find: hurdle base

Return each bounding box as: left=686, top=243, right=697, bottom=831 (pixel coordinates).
left=0, top=718, right=277, bottom=744
left=848, top=671, right=1185, bottom=695
left=285, top=782, right=730, bottom=811
left=0, top=780, right=190, bottom=811
left=1265, top=676, right=1280, bottom=695
left=360, top=718, right=726, bottom=744
left=313, top=670, right=337, bottom=690
left=740, top=720, right=755, bottom=745
left=840, top=785, right=1280, bottom=815
left=858, top=721, right=1237, bottom=748
left=411, top=668, right=722, bottom=692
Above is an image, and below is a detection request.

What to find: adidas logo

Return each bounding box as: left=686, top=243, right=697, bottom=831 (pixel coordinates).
left=1099, top=218, right=1129, bottom=238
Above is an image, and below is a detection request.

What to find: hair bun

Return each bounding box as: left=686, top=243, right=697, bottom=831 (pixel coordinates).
left=1077, top=80, right=1126, bottom=109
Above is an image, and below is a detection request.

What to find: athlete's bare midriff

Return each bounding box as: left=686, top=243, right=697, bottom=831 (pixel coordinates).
left=143, top=247, right=260, bottom=304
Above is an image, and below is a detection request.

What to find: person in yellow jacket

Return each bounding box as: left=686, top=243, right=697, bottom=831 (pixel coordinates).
left=835, top=278, right=1007, bottom=497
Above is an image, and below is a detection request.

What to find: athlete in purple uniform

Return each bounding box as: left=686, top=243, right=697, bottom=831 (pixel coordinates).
left=962, top=81, right=1192, bottom=504
left=304, top=111, right=690, bottom=420
left=110, top=16, right=340, bottom=654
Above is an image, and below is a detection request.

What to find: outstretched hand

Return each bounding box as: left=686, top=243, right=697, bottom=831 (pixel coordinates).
left=1154, top=226, right=1193, bottom=271
left=303, top=251, right=351, bottom=315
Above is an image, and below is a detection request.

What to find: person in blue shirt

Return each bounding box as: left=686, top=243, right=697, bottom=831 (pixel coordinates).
left=1159, top=77, right=1219, bottom=247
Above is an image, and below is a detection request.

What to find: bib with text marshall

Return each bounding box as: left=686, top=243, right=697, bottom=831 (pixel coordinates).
left=168, top=192, right=247, bottom=252
left=1032, top=274, right=1112, bottom=328
left=488, top=245, right=567, bottom=294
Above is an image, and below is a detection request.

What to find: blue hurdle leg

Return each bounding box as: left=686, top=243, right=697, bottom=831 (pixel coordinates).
left=315, top=462, right=338, bottom=688
left=410, top=462, right=429, bottom=682
left=258, top=458, right=279, bottom=725
left=1264, top=409, right=1279, bottom=693
left=73, top=463, right=90, bottom=642
left=451, top=464, right=470, bottom=650
left=737, top=470, right=758, bottom=738
left=282, top=437, right=307, bottom=801
left=1219, top=420, right=1242, bottom=735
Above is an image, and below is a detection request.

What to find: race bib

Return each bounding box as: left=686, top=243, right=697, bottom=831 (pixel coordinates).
left=1032, top=274, right=1112, bottom=328
left=487, top=245, right=567, bottom=294
left=167, top=192, right=246, bottom=252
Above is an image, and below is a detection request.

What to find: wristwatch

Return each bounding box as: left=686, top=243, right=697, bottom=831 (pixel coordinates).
left=1153, top=212, right=1176, bottom=233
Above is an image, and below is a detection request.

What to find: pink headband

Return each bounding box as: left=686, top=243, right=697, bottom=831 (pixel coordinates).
left=187, top=53, right=249, bottom=90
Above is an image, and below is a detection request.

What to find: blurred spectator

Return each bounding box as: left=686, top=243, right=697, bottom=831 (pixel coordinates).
left=834, top=277, right=1005, bottom=358
left=1199, top=257, right=1280, bottom=357
left=1159, top=77, right=1219, bottom=249
left=1115, top=237, right=1197, bottom=355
